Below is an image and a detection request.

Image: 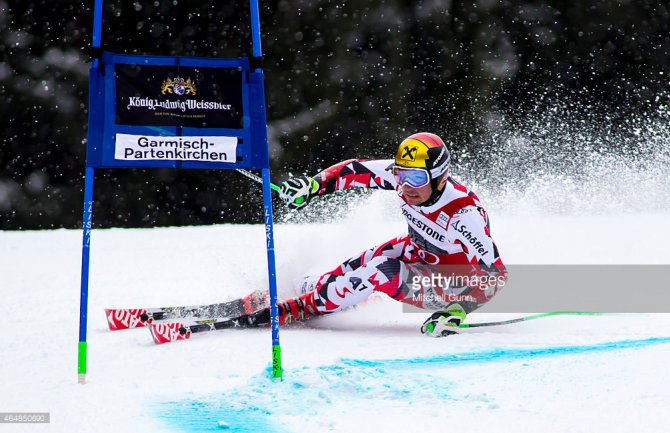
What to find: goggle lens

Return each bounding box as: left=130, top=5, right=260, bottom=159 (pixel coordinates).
left=393, top=167, right=430, bottom=188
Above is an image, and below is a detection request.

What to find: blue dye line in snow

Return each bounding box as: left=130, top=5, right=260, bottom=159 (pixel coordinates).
left=157, top=336, right=670, bottom=432
left=340, top=336, right=670, bottom=368
left=156, top=400, right=282, bottom=433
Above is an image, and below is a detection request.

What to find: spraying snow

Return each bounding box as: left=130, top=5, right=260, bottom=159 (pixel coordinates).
left=2, top=110, right=670, bottom=432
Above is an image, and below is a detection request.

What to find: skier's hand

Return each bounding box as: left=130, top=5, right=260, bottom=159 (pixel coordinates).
left=420, top=311, right=463, bottom=337
left=279, top=175, right=318, bottom=209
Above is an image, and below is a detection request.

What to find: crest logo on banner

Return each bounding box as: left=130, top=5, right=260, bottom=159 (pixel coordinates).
left=161, top=76, right=197, bottom=95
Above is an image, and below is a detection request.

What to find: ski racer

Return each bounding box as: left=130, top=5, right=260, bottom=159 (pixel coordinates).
left=261, top=132, right=507, bottom=337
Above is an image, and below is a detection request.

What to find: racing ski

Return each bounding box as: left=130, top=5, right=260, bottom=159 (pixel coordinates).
left=105, top=290, right=269, bottom=331
left=148, top=310, right=270, bottom=344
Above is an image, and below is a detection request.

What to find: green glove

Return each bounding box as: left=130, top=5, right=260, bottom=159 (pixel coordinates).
left=279, top=176, right=319, bottom=209
left=420, top=304, right=466, bottom=337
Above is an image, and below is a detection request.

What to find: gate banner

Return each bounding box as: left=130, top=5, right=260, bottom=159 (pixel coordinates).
left=114, top=134, right=238, bottom=163
left=115, top=64, right=244, bottom=129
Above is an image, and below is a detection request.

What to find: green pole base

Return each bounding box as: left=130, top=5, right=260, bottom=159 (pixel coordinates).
left=78, top=341, right=87, bottom=384
left=272, top=345, right=283, bottom=381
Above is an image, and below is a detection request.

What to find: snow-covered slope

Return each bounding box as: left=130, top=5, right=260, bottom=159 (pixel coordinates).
left=1, top=189, right=669, bottom=432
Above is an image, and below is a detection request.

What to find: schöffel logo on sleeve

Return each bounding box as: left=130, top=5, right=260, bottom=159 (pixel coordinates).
left=450, top=219, right=489, bottom=256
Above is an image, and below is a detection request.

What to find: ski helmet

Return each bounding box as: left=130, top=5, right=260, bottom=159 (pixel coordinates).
left=394, top=132, right=451, bottom=203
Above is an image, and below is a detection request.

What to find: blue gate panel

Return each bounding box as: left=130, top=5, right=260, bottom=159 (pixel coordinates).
left=86, top=53, right=268, bottom=170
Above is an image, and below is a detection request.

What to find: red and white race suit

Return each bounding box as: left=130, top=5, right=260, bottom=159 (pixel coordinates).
left=274, top=159, right=507, bottom=325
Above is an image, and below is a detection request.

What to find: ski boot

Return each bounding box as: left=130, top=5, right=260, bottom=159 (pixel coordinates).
left=246, top=290, right=322, bottom=326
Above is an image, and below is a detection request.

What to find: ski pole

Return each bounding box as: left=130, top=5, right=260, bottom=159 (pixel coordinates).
left=236, top=169, right=306, bottom=206
left=458, top=311, right=609, bottom=329
left=236, top=168, right=280, bottom=191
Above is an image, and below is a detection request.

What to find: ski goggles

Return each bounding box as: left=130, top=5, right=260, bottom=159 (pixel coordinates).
left=393, top=166, right=431, bottom=188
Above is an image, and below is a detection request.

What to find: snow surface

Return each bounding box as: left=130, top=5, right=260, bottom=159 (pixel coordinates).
left=2, top=191, right=670, bottom=433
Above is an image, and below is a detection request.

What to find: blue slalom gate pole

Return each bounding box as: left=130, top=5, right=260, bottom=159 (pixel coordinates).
left=262, top=168, right=282, bottom=380
left=78, top=0, right=103, bottom=384
left=249, top=0, right=262, bottom=59
left=78, top=167, right=95, bottom=384
left=250, top=0, right=283, bottom=380
left=92, top=0, right=103, bottom=48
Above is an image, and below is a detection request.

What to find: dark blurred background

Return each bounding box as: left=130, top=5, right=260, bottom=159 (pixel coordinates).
left=1, top=0, right=668, bottom=229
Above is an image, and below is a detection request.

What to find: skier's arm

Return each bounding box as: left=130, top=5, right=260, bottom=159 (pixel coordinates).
left=446, top=206, right=506, bottom=273
left=279, top=159, right=396, bottom=209
left=445, top=205, right=508, bottom=303
left=313, top=159, right=396, bottom=195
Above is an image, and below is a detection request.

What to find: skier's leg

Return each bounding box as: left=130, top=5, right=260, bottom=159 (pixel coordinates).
left=304, top=253, right=505, bottom=316
left=269, top=235, right=505, bottom=325
left=265, top=254, right=410, bottom=324
left=298, top=235, right=411, bottom=294
left=255, top=236, right=410, bottom=325
left=311, top=254, right=405, bottom=313
left=255, top=259, right=504, bottom=326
